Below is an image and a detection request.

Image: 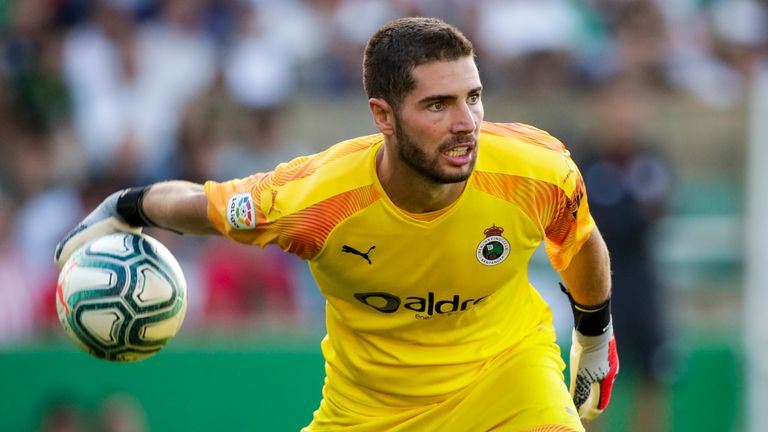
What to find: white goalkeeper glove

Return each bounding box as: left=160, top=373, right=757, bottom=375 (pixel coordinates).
left=54, top=187, right=156, bottom=269
left=560, top=283, right=619, bottom=421
left=570, top=322, right=619, bottom=420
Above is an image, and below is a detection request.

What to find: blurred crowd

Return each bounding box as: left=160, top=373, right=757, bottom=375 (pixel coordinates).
left=38, top=392, right=148, bottom=432
left=0, top=0, right=766, bottom=345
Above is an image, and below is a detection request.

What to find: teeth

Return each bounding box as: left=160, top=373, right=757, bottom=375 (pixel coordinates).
left=446, top=147, right=469, bottom=157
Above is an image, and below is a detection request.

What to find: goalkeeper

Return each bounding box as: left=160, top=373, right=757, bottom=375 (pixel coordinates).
left=56, top=17, right=618, bottom=432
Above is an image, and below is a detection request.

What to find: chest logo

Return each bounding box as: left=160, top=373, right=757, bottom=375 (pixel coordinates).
left=342, top=245, right=376, bottom=264
left=476, top=225, right=510, bottom=266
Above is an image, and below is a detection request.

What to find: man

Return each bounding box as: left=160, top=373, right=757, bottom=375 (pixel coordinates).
left=56, top=17, right=618, bottom=432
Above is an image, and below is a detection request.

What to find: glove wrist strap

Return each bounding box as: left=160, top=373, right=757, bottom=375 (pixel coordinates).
left=116, top=186, right=157, bottom=228
left=560, top=283, right=611, bottom=336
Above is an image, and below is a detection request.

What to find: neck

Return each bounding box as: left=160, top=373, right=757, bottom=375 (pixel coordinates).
left=376, top=145, right=467, bottom=213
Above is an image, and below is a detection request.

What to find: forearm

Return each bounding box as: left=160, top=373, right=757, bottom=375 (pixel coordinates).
left=558, top=227, right=611, bottom=307
left=142, top=181, right=219, bottom=236
left=560, top=228, right=618, bottom=420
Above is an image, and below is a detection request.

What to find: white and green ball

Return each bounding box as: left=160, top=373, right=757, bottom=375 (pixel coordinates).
left=56, top=232, right=187, bottom=362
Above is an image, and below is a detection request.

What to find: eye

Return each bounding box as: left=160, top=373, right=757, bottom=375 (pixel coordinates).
left=428, top=101, right=445, bottom=111
left=468, top=94, right=480, bottom=104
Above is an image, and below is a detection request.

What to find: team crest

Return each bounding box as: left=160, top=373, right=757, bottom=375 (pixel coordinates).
left=227, top=193, right=256, bottom=230
left=476, top=225, right=510, bottom=266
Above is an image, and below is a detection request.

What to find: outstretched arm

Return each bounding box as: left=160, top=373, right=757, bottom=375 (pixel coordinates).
left=141, top=181, right=217, bottom=235
left=55, top=181, right=218, bottom=268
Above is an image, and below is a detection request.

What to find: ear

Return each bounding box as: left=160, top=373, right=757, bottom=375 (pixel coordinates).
left=368, top=98, right=395, bottom=136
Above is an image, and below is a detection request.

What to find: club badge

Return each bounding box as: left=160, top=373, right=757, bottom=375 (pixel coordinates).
left=476, top=225, right=510, bottom=266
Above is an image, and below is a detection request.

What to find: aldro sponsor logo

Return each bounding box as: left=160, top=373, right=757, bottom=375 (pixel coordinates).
left=354, top=291, right=488, bottom=318
left=476, top=225, right=510, bottom=266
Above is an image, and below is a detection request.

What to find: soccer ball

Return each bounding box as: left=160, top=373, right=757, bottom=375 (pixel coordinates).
left=56, top=231, right=187, bottom=362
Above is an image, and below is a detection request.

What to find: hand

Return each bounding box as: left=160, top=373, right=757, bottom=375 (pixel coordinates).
left=569, top=322, right=619, bottom=421
left=54, top=190, right=142, bottom=269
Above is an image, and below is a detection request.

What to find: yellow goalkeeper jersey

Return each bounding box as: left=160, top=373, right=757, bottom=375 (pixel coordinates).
left=205, top=122, right=594, bottom=429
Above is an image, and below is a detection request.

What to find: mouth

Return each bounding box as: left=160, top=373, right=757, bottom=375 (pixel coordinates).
left=441, top=142, right=475, bottom=166
left=444, top=146, right=471, bottom=157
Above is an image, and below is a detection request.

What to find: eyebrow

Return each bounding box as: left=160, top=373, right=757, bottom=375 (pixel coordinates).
left=418, top=86, right=483, bottom=105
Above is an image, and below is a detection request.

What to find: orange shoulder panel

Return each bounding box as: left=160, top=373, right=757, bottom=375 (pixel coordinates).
left=473, top=171, right=562, bottom=234
left=268, top=136, right=378, bottom=188
left=269, top=185, right=380, bottom=259
left=481, top=122, right=566, bottom=153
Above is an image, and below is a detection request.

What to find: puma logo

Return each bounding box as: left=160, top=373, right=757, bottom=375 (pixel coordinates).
left=341, top=245, right=376, bottom=264
left=267, top=189, right=280, bottom=216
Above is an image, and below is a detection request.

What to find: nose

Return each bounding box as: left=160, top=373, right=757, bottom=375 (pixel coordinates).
left=451, top=101, right=479, bottom=135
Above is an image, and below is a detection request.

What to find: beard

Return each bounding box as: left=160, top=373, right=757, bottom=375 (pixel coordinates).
left=394, top=120, right=477, bottom=184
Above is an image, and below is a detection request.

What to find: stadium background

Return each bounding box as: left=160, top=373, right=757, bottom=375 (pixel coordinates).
left=0, top=0, right=761, bottom=431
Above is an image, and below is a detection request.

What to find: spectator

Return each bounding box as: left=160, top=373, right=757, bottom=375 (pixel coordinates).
left=578, top=74, right=672, bottom=432
left=1, top=0, right=70, bottom=127
left=662, top=0, right=768, bottom=108
left=37, top=396, right=88, bottom=432
left=0, top=187, right=37, bottom=342
left=472, top=0, right=585, bottom=93
left=215, top=0, right=304, bottom=178
left=197, top=237, right=300, bottom=330
left=583, top=1, right=670, bottom=89
left=96, top=393, right=148, bottom=432
left=62, top=0, right=215, bottom=185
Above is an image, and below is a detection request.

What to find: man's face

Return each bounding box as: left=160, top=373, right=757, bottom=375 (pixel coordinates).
left=392, top=56, right=484, bottom=184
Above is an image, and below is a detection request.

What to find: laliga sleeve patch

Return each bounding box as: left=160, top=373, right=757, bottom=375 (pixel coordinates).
left=227, top=193, right=257, bottom=230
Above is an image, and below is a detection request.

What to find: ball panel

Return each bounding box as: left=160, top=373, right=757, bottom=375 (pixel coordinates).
left=129, top=262, right=178, bottom=310
left=139, top=234, right=185, bottom=278
left=135, top=302, right=188, bottom=342
left=65, top=261, right=126, bottom=303
left=87, top=233, right=134, bottom=256
left=64, top=265, right=115, bottom=296
left=71, top=299, right=133, bottom=354
left=79, top=308, right=124, bottom=345
left=135, top=265, right=173, bottom=304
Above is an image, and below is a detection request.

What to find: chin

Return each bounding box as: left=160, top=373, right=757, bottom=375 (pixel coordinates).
left=432, top=168, right=474, bottom=184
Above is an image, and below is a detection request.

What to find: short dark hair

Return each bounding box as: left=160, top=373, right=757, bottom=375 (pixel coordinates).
left=363, top=17, right=475, bottom=110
